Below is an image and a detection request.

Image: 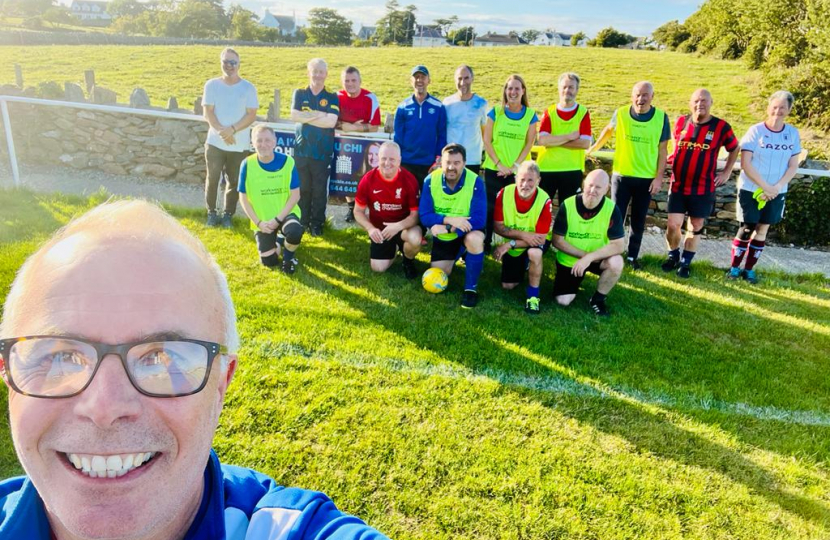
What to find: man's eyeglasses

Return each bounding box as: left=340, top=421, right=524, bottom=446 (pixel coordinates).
left=222, top=60, right=239, bottom=67
left=0, top=336, right=227, bottom=399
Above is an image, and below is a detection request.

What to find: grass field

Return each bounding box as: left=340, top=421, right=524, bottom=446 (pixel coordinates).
left=1, top=188, right=830, bottom=539
left=0, top=45, right=763, bottom=137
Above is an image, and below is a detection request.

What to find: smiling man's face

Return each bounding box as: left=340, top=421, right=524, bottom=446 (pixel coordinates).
left=2, top=232, right=233, bottom=540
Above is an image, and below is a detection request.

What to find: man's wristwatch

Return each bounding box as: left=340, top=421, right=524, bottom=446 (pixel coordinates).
left=509, top=240, right=517, bottom=248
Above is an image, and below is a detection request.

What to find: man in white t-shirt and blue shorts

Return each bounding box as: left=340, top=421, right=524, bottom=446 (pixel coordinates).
left=202, top=47, right=259, bottom=228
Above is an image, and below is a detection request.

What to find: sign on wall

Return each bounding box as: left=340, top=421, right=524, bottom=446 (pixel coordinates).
left=273, top=128, right=387, bottom=197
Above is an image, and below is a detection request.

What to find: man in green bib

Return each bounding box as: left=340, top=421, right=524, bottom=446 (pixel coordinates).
left=536, top=72, right=593, bottom=206
left=238, top=125, right=304, bottom=274
left=492, top=162, right=553, bottom=315
left=419, top=143, right=487, bottom=309
left=590, top=81, right=670, bottom=270
left=552, top=170, right=625, bottom=316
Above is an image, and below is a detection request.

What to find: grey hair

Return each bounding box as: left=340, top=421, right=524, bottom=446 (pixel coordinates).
left=220, top=47, right=239, bottom=60
left=518, top=160, right=541, bottom=177
left=308, top=58, right=328, bottom=71
left=0, top=200, right=239, bottom=353
left=769, top=90, right=795, bottom=109
left=380, top=140, right=401, bottom=154
left=558, top=72, right=580, bottom=89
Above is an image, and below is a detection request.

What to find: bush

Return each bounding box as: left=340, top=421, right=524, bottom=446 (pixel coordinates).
left=775, top=176, right=830, bottom=245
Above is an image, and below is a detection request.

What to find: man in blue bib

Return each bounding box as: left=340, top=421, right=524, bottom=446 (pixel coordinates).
left=0, top=201, right=387, bottom=540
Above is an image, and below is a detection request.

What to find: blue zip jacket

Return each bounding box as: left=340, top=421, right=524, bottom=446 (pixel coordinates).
left=0, top=450, right=388, bottom=540
left=393, top=94, right=447, bottom=166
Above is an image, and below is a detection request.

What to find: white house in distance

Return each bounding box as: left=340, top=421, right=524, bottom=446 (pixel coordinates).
left=259, top=10, right=297, bottom=37
left=69, top=0, right=112, bottom=22
left=357, top=26, right=376, bottom=41
left=474, top=33, right=527, bottom=47
left=533, top=31, right=587, bottom=47
left=413, top=25, right=448, bottom=47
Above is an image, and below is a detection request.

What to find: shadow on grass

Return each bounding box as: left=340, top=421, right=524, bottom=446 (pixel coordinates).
left=259, top=227, right=830, bottom=527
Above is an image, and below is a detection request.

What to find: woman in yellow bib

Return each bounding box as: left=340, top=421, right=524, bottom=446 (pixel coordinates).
left=482, top=74, right=538, bottom=253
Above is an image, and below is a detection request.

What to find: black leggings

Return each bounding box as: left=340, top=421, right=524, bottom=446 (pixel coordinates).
left=611, top=175, right=652, bottom=260
left=483, top=168, right=514, bottom=248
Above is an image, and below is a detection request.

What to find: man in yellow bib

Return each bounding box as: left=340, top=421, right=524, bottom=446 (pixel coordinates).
left=552, top=170, right=625, bottom=316
left=536, top=72, right=592, bottom=206
left=238, top=125, right=304, bottom=274
left=590, top=81, right=669, bottom=270
left=492, top=162, right=552, bottom=315
left=419, top=143, right=487, bottom=309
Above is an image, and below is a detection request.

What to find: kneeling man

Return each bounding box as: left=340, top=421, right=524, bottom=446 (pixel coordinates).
left=239, top=124, right=304, bottom=274
left=552, top=169, right=625, bottom=316
left=492, top=161, right=552, bottom=314
left=419, top=143, right=487, bottom=309
left=0, top=200, right=387, bottom=538
left=354, top=141, right=422, bottom=278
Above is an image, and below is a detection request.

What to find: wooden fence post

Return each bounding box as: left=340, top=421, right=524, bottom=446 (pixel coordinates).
left=14, top=64, right=23, bottom=88
left=84, top=70, right=95, bottom=94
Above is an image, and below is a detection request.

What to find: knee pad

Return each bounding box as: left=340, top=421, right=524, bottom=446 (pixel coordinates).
left=282, top=221, right=304, bottom=245
left=260, top=253, right=279, bottom=267
left=738, top=223, right=756, bottom=241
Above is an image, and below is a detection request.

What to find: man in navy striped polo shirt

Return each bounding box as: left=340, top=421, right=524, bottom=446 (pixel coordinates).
left=662, top=89, right=740, bottom=278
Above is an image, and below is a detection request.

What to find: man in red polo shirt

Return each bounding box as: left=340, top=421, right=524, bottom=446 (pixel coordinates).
left=663, top=88, right=740, bottom=278
left=354, top=141, right=421, bottom=278
left=338, top=66, right=382, bottom=222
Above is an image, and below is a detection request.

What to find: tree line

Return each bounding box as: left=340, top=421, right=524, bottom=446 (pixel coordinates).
left=652, top=0, right=830, bottom=130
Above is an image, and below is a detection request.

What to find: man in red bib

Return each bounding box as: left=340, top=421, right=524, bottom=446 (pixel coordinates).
left=354, top=141, right=422, bottom=278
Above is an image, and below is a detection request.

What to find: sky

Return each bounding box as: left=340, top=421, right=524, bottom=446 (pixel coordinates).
left=238, top=0, right=701, bottom=37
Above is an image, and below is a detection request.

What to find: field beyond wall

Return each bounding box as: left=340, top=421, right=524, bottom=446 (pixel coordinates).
left=1, top=45, right=761, bottom=136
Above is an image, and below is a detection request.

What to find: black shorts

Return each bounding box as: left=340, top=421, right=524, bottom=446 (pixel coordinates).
left=737, top=189, right=786, bottom=225
left=254, top=214, right=300, bottom=253
left=552, top=260, right=604, bottom=297
left=539, top=170, right=583, bottom=206
left=501, top=243, right=549, bottom=284
left=431, top=236, right=465, bottom=262
left=370, top=231, right=404, bottom=260
left=667, top=191, right=716, bottom=218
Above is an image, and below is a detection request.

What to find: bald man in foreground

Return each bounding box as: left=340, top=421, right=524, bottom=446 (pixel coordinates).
left=552, top=170, right=625, bottom=316
left=0, top=200, right=387, bottom=539
left=590, top=81, right=670, bottom=270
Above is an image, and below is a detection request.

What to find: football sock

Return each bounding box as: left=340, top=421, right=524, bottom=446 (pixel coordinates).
left=590, top=291, right=607, bottom=304
left=283, top=249, right=295, bottom=263
left=680, top=250, right=696, bottom=267
left=744, top=240, right=765, bottom=271
left=527, top=285, right=540, bottom=299
left=730, top=239, right=750, bottom=268
left=464, top=252, right=484, bottom=291
left=668, top=248, right=680, bottom=261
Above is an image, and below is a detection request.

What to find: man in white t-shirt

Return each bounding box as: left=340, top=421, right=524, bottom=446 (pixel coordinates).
left=202, top=47, right=259, bottom=228
left=443, top=65, right=488, bottom=175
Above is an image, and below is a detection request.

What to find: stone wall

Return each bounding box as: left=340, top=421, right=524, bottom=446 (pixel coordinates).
left=1, top=99, right=209, bottom=185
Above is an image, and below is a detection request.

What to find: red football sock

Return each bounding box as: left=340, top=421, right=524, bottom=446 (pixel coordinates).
left=730, top=239, right=750, bottom=268
left=744, top=239, right=765, bottom=270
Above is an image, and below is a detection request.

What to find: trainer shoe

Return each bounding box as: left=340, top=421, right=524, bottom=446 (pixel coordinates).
left=676, top=265, right=691, bottom=279
left=626, top=257, right=642, bottom=271
left=281, top=257, right=298, bottom=275
left=402, top=258, right=417, bottom=280
left=661, top=257, right=680, bottom=272
left=461, top=289, right=478, bottom=309
left=311, top=226, right=323, bottom=237
left=589, top=297, right=610, bottom=317
left=743, top=269, right=759, bottom=284
left=726, top=267, right=742, bottom=280
left=344, top=208, right=356, bottom=223
left=525, top=296, right=540, bottom=315
left=221, top=212, right=233, bottom=229
left=206, top=211, right=220, bottom=227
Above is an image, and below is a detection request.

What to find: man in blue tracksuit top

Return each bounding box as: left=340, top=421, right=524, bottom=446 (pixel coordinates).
left=393, top=64, right=448, bottom=190
left=0, top=200, right=387, bottom=540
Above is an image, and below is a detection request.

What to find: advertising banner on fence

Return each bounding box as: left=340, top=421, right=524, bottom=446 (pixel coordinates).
left=273, top=127, right=388, bottom=198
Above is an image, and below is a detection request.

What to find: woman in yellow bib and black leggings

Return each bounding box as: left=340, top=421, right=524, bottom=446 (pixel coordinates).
left=482, top=74, right=538, bottom=253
